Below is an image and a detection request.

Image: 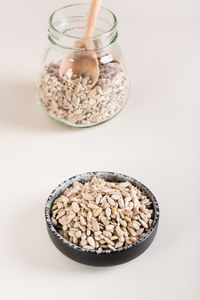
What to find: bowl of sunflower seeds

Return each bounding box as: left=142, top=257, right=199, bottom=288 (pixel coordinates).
left=45, top=171, right=159, bottom=266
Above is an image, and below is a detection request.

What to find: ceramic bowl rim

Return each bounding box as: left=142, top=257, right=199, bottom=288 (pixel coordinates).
left=45, top=171, right=160, bottom=255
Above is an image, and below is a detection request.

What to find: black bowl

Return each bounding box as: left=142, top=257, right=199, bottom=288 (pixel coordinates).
left=45, top=171, right=159, bottom=266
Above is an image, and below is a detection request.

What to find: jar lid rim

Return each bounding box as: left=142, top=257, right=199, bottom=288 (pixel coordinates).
left=49, top=4, right=117, bottom=41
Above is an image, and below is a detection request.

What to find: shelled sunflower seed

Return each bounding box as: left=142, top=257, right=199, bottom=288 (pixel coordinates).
left=38, top=60, right=129, bottom=126
left=51, top=177, right=154, bottom=252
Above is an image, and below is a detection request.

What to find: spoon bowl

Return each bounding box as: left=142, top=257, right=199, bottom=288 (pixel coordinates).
left=59, top=0, right=101, bottom=87
left=59, top=40, right=99, bottom=87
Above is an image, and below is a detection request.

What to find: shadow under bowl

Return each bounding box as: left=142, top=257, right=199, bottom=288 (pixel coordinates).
left=45, top=171, right=160, bottom=266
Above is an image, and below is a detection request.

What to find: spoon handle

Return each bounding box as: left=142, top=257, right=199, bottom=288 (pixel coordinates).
left=84, top=0, right=102, bottom=38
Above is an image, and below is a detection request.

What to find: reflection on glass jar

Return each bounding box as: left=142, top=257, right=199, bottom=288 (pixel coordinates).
left=37, top=4, right=129, bottom=127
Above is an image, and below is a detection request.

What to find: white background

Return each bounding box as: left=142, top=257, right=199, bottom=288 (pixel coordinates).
left=0, top=0, right=199, bottom=299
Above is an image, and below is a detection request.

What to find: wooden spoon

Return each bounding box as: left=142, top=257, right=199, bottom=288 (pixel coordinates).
left=59, top=0, right=102, bottom=87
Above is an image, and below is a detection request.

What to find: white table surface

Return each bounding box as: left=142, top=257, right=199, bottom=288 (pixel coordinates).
left=0, top=0, right=199, bottom=299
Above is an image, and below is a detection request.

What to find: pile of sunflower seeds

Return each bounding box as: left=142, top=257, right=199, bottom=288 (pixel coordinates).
left=51, top=177, right=153, bottom=252
left=38, top=61, right=129, bottom=126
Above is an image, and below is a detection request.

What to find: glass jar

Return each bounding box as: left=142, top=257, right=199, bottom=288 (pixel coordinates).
left=37, top=4, right=129, bottom=127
